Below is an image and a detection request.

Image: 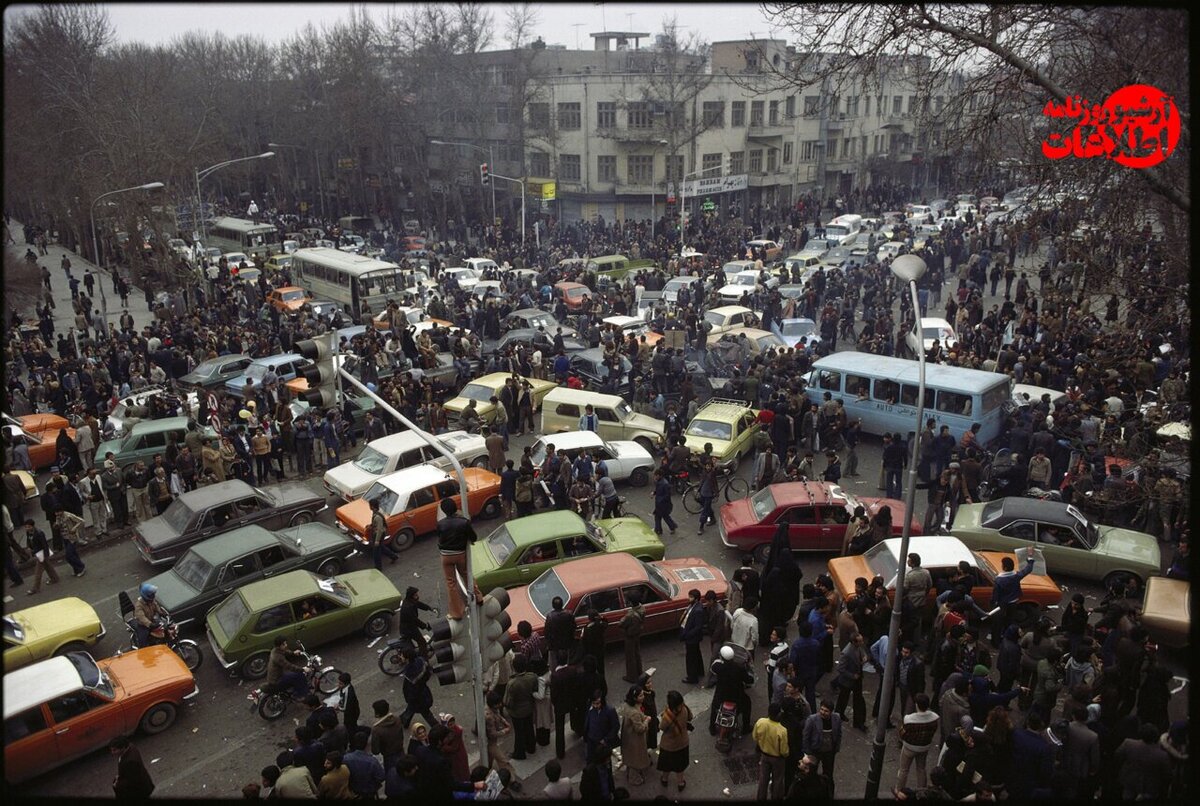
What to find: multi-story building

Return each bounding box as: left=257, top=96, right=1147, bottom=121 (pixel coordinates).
left=427, top=33, right=963, bottom=225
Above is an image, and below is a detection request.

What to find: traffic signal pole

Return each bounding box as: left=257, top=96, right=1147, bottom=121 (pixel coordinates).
left=335, top=366, right=488, bottom=767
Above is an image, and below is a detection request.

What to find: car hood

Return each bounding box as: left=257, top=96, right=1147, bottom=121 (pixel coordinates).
left=720, top=498, right=758, bottom=534
left=9, top=597, right=99, bottom=644
left=144, top=569, right=203, bottom=616
left=685, top=434, right=733, bottom=458
left=102, top=645, right=193, bottom=696
left=437, top=430, right=487, bottom=456
left=624, top=413, right=665, bottom=436
left=597, top=518, right=663, bottom=556
left=324, top=462, right=380, bottom=498
left=607, top=441, right=653, bottom=462
left=337, top=569, right=403, bottom=606
left=268, top=482, right=323, bottom=507
left=96, top=436, right=126, bottom=463
left=1095, top=527, right=1161, bottom=567
left=659, top=558, right=728, bottom=598
left=135, top=516, right=184, bottom=550
left=469, top=541, right=500, bottom=580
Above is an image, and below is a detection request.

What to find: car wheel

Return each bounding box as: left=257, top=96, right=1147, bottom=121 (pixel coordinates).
left=290, top=511, right=314, bottom=526
left=316, top=557, right=343, bottom=577
left=753, top=543, right=772, bottom=565
left=1103, top=571, right=1139, bottom=592
left=54, top=641, right=89, bottom=657
left=1012, top=603, right=1040, bottom=627
left=634, top=437, right=655, bottom=455
left=472, top=455, right=490, bottom=469
left=391, top=528, right=415, bottom=552
left=242, top=652, right=270, bottom=680
left=628, top=467, right=650, bottom=488
left=480, top=497, right=502, bottom=520
left=364, top=611, right=392, bottom=638
left=139, top=702, right=178, bottom=735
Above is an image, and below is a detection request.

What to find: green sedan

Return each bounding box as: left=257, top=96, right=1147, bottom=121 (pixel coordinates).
left=205, top=569, right=402, bottom=679
left=472, top=511, right=665, bottom=591
left=950, top=498, right=1161, bottom=588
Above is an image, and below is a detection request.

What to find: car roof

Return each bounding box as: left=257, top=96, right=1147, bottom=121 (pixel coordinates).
left=602, top=315, right=641, bottom=327
left=4, top=654, right=88, bottom=718
left=544, top=387, right=627, bottom=407
left=551, top=552, right=647, bottom=593
left=707, top=305, right=754, bottom=316
left=377, top=464, right=453, bottom=494
left=178, top=479, right=256, bottom=507
left=508, top=308, right=551, bottom=318
left=555, top=281, right=588, bottom=289
left=127, top=416, right=193, bottom=435
left=272, top=286, right=305, bottom=294
left=871, top=535, right=980, bottom=570
left=238, top=570, right=322, bottom=610
left=764, top=481, right=842, bottom=508
left=501, top=511, right=590, bottom=546
left=365, top=431, right=438, bottom=454
left=535, top=431, right=604, bottom=451
left=991, top=497, right=1083, bottom=525
left=694, top=398, right=753, bottom=421
left=184, top=524, right=279, bottom=562
left=248, top=352, right=303, bottom=367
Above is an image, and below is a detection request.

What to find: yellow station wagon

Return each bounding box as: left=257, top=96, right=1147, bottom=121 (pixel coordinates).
left=682, top=398, right=761, bottom=470
left=3, top=597, right=106, bottom=671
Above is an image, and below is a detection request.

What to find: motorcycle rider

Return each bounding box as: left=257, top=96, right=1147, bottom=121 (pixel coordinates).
left=267, top=636, right=310, bottom=700
left=132, top=583, right=167, bottom=647
left=709, top=645, right=754, bottom=736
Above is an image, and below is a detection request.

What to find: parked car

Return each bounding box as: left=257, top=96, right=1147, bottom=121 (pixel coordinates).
left=143, top=523, right=361, bottom=628
left=484, top=329, right=587, bottom=356
left=702, top=305, right=759, bottom=336
left=540, top=388, right=665, bottom=453
left=746, top=238, right=783, bottom=260
left=501, top=308, right=577, bottom=337
left=828, top=535, right=1062, bottom=625
left=2, top=423, right=75, bottom=471
left=94, top=417, right=213, bottom=470
left=4, top=648, right=198, bottom=784
left=717, top=270, right=777, bottom=304
left=554, top=281, right=592, bottom=311
left=2, top=411, right=68, bottom=434
left=770, top=317, right=821, bottom=349
left=504, top=554, right=728, bottom=645
left=720, top=482, right=919, bottom=563
left=568, top=348, right=635, bottom=395
left=323, top=429, right=489, bottom=502
left=335, top=465, right=502, bottom=551
left=441, top=266, right=481, bottom=290
left=206, top=570, right=403, bottom=679
left=682, top=398, right=761, bottom=469
left=104, top=386, right=200, bottom=437
left=443, top=372, right=557, bottom=428
left=266, top=286, right=313, bottom=312
left=906, top=317, right=958, bottom=355
left=132, top=479, right=328, bottom=566
left=472, top=511, right=665, bottom=591
left=177, top=353, right=254, bottom=391
left=223, top=353, right=310, bottom=399
left=948, top=498, right=1161, bottom=588
left=263, top=254, right=293, bottom=274
left=3, top=598, right=106, bottom=671
left=706, top=327, right=787, bottom=359
left=529, top=431, right=655, bottom=486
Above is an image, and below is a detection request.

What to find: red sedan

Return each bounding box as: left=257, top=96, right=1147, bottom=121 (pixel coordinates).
left=718, top=481, right=920, bottom=563
left=505, top=553, right=727, bottom=645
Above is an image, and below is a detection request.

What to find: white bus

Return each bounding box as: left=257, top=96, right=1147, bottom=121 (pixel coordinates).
left=206, top=217, right=279, bottom=260
left=291, top=247, right=411, bottom=323
left=824, top=214, right=863, bottom=248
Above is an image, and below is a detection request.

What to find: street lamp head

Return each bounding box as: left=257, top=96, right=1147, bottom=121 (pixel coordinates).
left=139, top=182, right=165, bottom=191
left=890, top=254, right=927, bottom=284
left=258, top=151, right=276, bottom=159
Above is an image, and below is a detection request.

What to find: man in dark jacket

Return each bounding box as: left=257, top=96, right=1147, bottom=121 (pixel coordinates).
left=549, top=659, right=583, bottom=759
left=369, top=699, right=406, bottom=772
left=1006, top=712, right=1055, bottom=799
left=436, top=498, right=479, bottom=620
left=582, top=689, right=620, bottom=762
left=989, top=546, right=1035, bottom=645
left=399, top=646, right=436, bottom=728
left=679, top=589, right=706, bottom=684
left=503, top=654, right=539, bottom=760
left=544, top=596, right=575, bottom=667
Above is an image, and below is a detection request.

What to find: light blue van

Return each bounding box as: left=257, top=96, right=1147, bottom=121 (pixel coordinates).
left=804, top=352, right=1012, bottom=444
left=224, top=352, right=311, bottom=399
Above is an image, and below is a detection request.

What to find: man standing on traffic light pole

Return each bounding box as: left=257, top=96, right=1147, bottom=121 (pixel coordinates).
left=437, top=498, right=481, bottom=619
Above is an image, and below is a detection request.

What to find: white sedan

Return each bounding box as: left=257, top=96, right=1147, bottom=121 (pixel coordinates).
left=529, top=431, right=654, bottom=487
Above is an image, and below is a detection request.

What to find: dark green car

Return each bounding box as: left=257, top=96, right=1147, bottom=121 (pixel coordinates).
left=206, top=569, right=402, bottom=679
left=142, top=523, right=361, bottom=629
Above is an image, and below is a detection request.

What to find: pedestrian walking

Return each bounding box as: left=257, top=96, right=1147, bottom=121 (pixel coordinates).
left=833, top=631, right=867, bottom=730
left=54, top=510, right=87, bottom=577
left=802, top=701, right=842, bottom=778
left=617, top=685, right=652, bottom=785
left=398, top=646, right=436, bottom=729
left=110, top=736, right=155, bottom=798
left=651, top=468, right=677, bottom=535
left=369, top=498, right=399, bottom=569
left=895, top=693, right=939, bottom=791
left=656, top=690, right=692, bottom=792
left=753, top=702, right=790, bottom=799
left=679, top=589, right=706, bottom=684
left=484, top=689, right=519, bottom=783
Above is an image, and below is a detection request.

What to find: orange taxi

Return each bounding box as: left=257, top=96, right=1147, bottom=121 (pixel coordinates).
left=336, top=464, right=503, bottom=551
left=2, top=423, right=77, bottom=471
left=4, top=646, right=198, bottom=784
left=554, top=281, right=592, bottom=311
left=4, top=412, right=69, bottom=434
left=828, top=535, right=1062, bottom=623
left=266, top=286, right=313, bottom=312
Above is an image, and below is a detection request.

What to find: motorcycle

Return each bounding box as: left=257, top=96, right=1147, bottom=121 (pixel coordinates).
left=714, top=643, right=754, bottom=754
left=117, top=590, right=203, bottom=671
left=248, top=647, right=342, bottom=720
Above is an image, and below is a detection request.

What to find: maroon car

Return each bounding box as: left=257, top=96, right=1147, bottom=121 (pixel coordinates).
left=718, top=481, right=921, bottom=562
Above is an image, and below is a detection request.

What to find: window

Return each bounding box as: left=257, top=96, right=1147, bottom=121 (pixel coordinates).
left=398, top=448, right=425, bottom=469
left=218, top=555, right=259, bottom=584
left=816, top=370, right=842, bottom=391
left=627, top=154, right=653, bottom=184
left=665, top=154, right=684, bottom=182
left=576, top=589, right=621, bottom=615
left=555, top=403, right=581, bottom=418
left=48, top=692, right=98, bottom=723
left=934, top=389, right=973, bottom=415
left=495, top=104, right=510, bottom=125
left=597, top=102, right=616, bottom=129
left=749, top=149, right=763, bottom=172
left=893, top=96, right=903, bottom=115
left=750, top=100, right=764, bottom=126
left=235, top=496, right=265, bottom=516
left=829, top=95, right=840, bottom=116
left=621, top=584, right=662, bottom=606
left=769, top=100, right=780, bottom=125
left=729, top=151, right=745, bottom=174
left=559, top=154, right=581, bottom=182
left=843, top=138, right=853, bottom=158
left=140, top=432, right=167, bottom=450
left=848, top=96, right=859, bottom=117
left=5, top=708, right=48, bottom=743
left=783, top=506, right=818, bottom=525
left=253, top=603, right=294, bottom=633
left=785, top=95, right=796, bottom=118
left=826, top=139, right=837, bottom=159
left=563, top=534, right=599, bottom=557
left=874, top=379, right=900, bottom=403
left=899, top=384, right=920, bottom=405
left=861, top=135, right=868, bottom=157
left=731, top=101, right=746, bottom=126
left=908, top=95, right=917, bottom=116
left=528, top=102, right=550, bottom=129
left=296, top=595, right=336, bottom=619
left=767, top=148, right=778, bottom=171
left=597, top=155, right=617, bottom=182
left=663, top=102, right=685, bottom=128
left=783, top=142, right=792, bottom=164
left=803, top=96, right=820, bottom=116
left=701, top=153, right=722, bottom=174
left=407, top=486, right=435, bottom=509
left=519, top=542, right=559, bottom=565
left=557, top=102, right=580, bottom=130
left=257, top=545, right=286, bottom=569
left=801, top=140, right=818, bottom=161
left=628, top=101, right=652, bottom=129
left=1000, top=521, right=1036, bottom=541
left=864, top=96, right=871, bottom=116
left=877, top=95, right=885, bottom=116
left=595, top=407, right=619, bottom=422
left=528, top=152, right=550, bottom=177
left=202, top=503, right=236, bottom=530
left=702, top=101, right=725, bottom=128
left=847, top=374, right=872, bottom=398
left=822, top=506, right=851, bottom=525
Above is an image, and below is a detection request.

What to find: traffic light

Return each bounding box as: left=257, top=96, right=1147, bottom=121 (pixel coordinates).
left=477, top=588, right=513, bottom=667
left=294, top=336, right=338, bottom=408
left=479, top=163, right=490, bottom=186
left=429, top=615, right=472, bottom=685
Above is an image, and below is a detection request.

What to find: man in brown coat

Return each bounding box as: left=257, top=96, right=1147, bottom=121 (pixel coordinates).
left=484, top=426, right=506, bottom=474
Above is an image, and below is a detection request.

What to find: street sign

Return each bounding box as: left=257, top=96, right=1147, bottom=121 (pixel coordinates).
left=667, top=182, right=676, bottom=203
left=680, top=173, right=749, bottom=197
left=701, top=198, right=716, bottom=212
left=337, top=157, right=356, bottom=170
left=538, top=181, right=556, bottom=201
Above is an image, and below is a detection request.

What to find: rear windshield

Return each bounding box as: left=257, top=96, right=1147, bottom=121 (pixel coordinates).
left=212, top=593, right=250, bottom=638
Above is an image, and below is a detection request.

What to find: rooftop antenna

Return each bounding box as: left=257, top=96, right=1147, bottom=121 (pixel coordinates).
left=596, top=2, right=606, bottom=37
left=626, top=12, right=635, bottom=30
left=572, top=22, right=584, bottom=50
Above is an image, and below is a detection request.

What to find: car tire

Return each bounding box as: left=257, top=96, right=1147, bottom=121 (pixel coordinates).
left=54, top=641, right=89, bottom=657
left=242, top=652, right=271, bottom=680
left=472, top=456, right=490, bottom=469
left=316, top=557, right=343, bottom=577
left=391, top=528, right=415, bottom=552
left=628, top=467, right=650, bottom=488
left=753, top=543, right=772, bottom=565
left=139, top=702, right=178, bottom=735
left=480, top=497, right=502, bottom=520
left=634, top=437, right=655, bottom=455
left=290, top=511, right=315, bottom=526
left=364, top=611, right=392, bottom=638
left=1103, top=571, right=1139, bottom=592
left=1012, top=603, right=1040, bottom=627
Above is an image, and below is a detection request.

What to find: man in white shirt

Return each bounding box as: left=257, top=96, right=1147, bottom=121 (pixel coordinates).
left=731, top=598, right=760, bottom=659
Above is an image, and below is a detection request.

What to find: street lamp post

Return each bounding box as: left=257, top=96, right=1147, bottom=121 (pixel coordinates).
left=90, top=182, right=165, bottom=322
left=268, top=143, right=326, bottom=221
left=864, top=253, right=928, bottom=800
left=430, top=140, right=496, bottom=229
left=193, top=152, right=276, bottom=242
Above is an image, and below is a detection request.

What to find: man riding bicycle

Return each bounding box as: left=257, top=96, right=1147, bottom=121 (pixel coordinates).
left=267, top=636, right=310, bottom=699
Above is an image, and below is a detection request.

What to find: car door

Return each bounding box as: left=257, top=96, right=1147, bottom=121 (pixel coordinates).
left=46, top=689, right=118, bottom=764
left=816, top=503, right=853, bottom=552
left=291, top=594, right=348, bottom=647
left=393, top=484, right=438, bottom=537
left=4, top=705, right=54, bottom=780
left=218, top=358, right=251, bottom=383
left=512, top=540, right=562, bottom=585
left=780, top=505, right=823, bottom=550
left=197, top=502, right=237, bottom=541
left=249, top=602, right=297, bottom=648
left=229, top=494, right=275, bottom=529
left=1035, top=522, right=1093, bottom=579
left=994, top=520, right=1035, bottom=554
left=574, top=588, right=624, bottom=639
left=257, top=543, right=289, bottom=578
left=213, top=552, right=264, bottom=599
left=133, top=431, right=166, bottom=464
left=594, top=406, right=622, bottom=442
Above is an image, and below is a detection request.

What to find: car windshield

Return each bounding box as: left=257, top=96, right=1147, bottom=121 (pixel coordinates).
left=160, top=499, right=195, bottom=533
left=525, top=314, right=555, bottom=329
left=67, top=650, right=114, bottom=698
left=863, top=543, right=901, bottom=586
left=211, top=592, right=250, bottom=638
left=459, top=383, right=495, bottom=402
left=734, top=275, right=757, bottom=286
left=923, top=326, right=952, bottom=340
left=613, top=401, right=632, bottom=421
left=756, top=335, right=785, bottom=352
left=566, top=288, right=587, bottom=298
left=585, top=521, right=608, bottom=548
left=981, top=500, right=1005, bottom=524
left=703, top=310, right=728, bottom=327
left=486, top=524, right=516, bottom=565
left=687, top=419, right=732, bottom=441
left=353, top=446, right=390, bottom=475
left=780, top=321, right=815, bottom=337
left=750, top=487, right=777, bottom=520
left=363, top=482, right=400, bottom=514
left=315, top=577, right=352, bottom=605
left=281, top=289, right=306, bottom=301
left=528, top=569, right=569, bottom=618
left=172, top=550, right=212, bottom=591
left=3, top=616, right=24, bottom=643
left=642, top=560, right=675, bottom=598
left=245, top=363, right=269, bottom=380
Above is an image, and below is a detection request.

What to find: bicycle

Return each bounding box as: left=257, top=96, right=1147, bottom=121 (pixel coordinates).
left=682, top=467, right=750, bottom=514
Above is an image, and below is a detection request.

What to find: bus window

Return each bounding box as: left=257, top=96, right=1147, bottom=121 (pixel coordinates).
left=874, top=379, right=899, bottom=404
left=847, top=374, right=871, bottom=400
left=981, top=385, right=1009, bottom=413
left=899, top=384, right=920, bottom=406
left=935, top=390, right=971, bottom=415
left=816, top=370, right=842, bottom=392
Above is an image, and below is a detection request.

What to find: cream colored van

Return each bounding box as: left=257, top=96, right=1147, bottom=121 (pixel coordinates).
left=540, top=388, right=665, bottom=453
